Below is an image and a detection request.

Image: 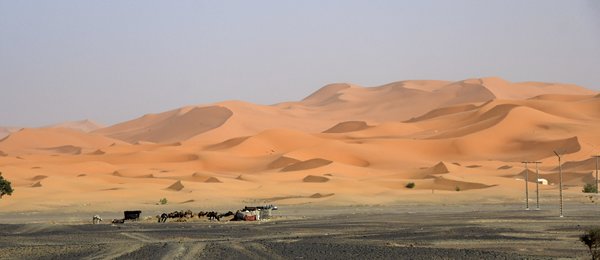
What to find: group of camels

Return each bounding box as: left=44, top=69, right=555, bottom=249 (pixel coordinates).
left=157, top=210, right=235, bottom=222
left=93, top=205, right=276, bottom=224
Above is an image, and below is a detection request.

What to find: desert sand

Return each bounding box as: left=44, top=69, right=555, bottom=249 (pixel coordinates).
left=0, top=77, right=598, bottom=214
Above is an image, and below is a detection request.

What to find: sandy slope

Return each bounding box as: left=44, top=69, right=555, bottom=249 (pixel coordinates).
left=0, top=77, right=598, bottom=213
left=0, top=127, right=20, bottom=140
left=46, top=119, right=104, bottom=133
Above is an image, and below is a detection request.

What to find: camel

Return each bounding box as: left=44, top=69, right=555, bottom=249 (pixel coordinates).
left=112, top=219, right=124, bottom=224
left=206, top=211, right=220, bottom=221
left=158, top=213, right=168, bottom=223
left=92, top=215, right=102, bottom=224
left=218, top=211, right=234, bottom=219
left=167, top=211, right=183, bottom=218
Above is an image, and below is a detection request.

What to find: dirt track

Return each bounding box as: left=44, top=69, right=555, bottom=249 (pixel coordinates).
left=0, top=203, right=598, bottom=259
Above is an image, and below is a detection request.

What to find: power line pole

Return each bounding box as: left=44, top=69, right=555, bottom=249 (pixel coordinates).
left=533, top=162, right=542, bottom=210
left=593, top=155, right=600, bottom=194
left=522, top=161, right=542, bottom=210
left=522, top=162, right=530, bottom=210
left=554, top=151, right=563, bottom=218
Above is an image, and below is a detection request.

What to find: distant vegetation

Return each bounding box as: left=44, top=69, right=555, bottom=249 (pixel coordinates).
left=405, top=182, right=415, bottom=189
left=455, top=186, right=461, bottom=192
left=0, top=172, right=13, bottom=199
left=159, top=198, right=168, bottom=205
left=583, top=183, right=598, bottom=193
left=580, top=228, right=600, bottom=260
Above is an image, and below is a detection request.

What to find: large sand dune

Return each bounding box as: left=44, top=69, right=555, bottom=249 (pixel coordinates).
left=0, top=77, right=598, bottom=212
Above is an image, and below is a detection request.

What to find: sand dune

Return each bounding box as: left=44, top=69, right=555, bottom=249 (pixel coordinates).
left=46, top=119, right=103, bottom=133
left=0, top=127, right=20, bottom=140
left=281, top=158, right=333, bottom=172
left=0, top=77, right=598, bottom=213
left=267, top=156, right=301, bottom=169
left=322, top=121, right=371, bottom=133
left=433, top=176, right=494, bottom=191
left=30, top=175, right=48, bottom=181
left=204, top=177, right=222, bottom=183
left=302, top=175, right=330, bottom=183
left=95, top=106, right=234, bottom=143
left=41, top=145, right=82, bottom=155
left=558, top=158, right=600, bottom=172
left=166, top=180, right=184, bottom=191
left=0, top=128, right=123, bottom=154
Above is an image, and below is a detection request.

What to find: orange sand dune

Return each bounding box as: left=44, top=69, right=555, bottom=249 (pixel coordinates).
left=322, top=121, right=371, bottom=133
left=0, top=128, right=123, bottom=155
left=0, top=77, right=598, bottom=213
left=46, top=119, right=104, bottom=133
left=0, top=127, right=20, bottom=139
left=95, top=106, right=234, bottom=143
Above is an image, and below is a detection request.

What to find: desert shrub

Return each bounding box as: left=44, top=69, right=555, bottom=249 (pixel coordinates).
left=583, top=183, right=598, bottom=193
left=0, top=172, right=13, bottom=198
left=159, top=198, right=168, bottom=205
left=405, top=182, right=415, bottom=189
left=455, top=186, right=461, bottom=192
left=580, top=228, right=600, bottom=260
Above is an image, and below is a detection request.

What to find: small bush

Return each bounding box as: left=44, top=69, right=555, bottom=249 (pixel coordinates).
left=159, top=198, right=168, bottom=205
left=405, top=182, right=415, bottom=189
left=583, top=183, right=598, bottom=193
left=455, top=186, right=461, bottom=192
left=580, top=228, right=600, bottom=260
left=0, top=172, right=13, bottom=199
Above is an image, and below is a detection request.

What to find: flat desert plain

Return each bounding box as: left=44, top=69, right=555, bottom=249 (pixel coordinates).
left=1, top=77, right=599, bottom=258
left=1, top=202, right=599, bottom=259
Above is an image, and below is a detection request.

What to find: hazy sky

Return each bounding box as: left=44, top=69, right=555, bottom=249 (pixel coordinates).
left=1, top=1, right=599, bottom=127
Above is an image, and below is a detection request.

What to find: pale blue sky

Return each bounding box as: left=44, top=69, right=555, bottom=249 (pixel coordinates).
left=1, top=0, right=599, bottom=127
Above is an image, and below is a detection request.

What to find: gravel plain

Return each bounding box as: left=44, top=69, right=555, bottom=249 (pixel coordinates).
left=0, top=203, right=598, bottom=259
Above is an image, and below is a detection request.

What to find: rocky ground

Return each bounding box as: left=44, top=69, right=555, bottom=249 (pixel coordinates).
left=0, top=203, right=597, bottom=259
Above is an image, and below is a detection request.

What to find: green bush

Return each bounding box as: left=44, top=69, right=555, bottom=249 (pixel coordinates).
left=583, top=183, right=598, bottom=193
left=580, top=228, right=600, bottom=260
left=405, top=182, right=415, bottom=189
left=0, top=172, right=13, bottom=198
left=159, top=198, right=168, bottom=205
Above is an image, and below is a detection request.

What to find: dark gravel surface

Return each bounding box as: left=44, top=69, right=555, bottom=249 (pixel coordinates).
left=0, top=203, right=598, bottom=259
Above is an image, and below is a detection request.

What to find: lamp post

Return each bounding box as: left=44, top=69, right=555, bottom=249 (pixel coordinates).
left=554, top=151, right=563, bottom=218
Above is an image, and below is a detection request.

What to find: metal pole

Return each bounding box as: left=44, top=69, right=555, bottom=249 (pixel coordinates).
left=554, top=151, right=563, bottom=218
left=524, top=162, right=530, bottom=210
left=535, top=162, right=540, bottom=210
left=595, top=156, right=599, bottom=194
